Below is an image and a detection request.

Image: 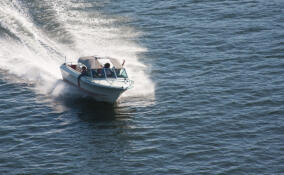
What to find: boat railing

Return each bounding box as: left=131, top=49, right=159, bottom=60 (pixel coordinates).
left=126, top=79, right=134, bottom=88
left=65, top=61, right=74, bottom=65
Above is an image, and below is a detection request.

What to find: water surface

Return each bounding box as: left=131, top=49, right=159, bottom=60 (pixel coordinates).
left=0, top=0, right=283, bottom=174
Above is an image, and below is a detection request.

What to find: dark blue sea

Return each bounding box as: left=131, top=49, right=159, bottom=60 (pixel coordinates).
left=0, top=0, right=283, bottom=174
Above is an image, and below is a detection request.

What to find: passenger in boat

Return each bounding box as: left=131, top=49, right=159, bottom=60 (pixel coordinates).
left=104, top=63, right=110, bottom=68
left=97, top=69, right=103, bottom=78
left=91, top=68, right=103, bottom=78
left=104, top=63, right=113, bottom=77
left=77, top=66, right=87, bottom=87
left=81, top=66, right=87, bottom=75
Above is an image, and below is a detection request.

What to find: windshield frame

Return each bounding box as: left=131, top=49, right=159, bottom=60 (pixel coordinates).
left=91, top=68, right=127, bottom=79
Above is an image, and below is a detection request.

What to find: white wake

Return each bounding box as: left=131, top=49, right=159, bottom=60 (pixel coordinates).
left=0, top=0, right=155, bottom=103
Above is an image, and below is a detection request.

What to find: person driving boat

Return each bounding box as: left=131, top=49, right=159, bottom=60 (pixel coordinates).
left=104, top=63, right=113, bottom=77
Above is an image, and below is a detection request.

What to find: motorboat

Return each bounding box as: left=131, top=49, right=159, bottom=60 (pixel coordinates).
left=60, top=56, right=134, bottom=103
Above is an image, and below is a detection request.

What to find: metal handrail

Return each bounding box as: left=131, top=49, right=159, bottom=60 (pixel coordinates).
left=112, top=67, right=118, bottom=79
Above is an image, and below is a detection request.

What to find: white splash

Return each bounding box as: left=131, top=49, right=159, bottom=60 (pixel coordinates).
left=0, top=0, right=155, bottom=103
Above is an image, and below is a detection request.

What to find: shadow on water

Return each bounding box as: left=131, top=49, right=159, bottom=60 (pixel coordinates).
left=53, top=94, right=135, bottom=122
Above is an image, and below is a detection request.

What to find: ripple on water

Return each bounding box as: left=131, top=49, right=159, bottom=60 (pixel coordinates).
left=0, top=0, right=284, bottom=174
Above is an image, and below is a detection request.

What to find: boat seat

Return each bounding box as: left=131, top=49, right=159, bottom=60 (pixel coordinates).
left=70, top=65, right=77, bottom=70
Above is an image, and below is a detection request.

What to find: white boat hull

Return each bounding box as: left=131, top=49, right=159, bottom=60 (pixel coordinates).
left=60, top=64, right=127, bottom=103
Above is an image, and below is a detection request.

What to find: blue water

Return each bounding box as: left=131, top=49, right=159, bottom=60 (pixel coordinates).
left=0, top=0, right=283, bottom=174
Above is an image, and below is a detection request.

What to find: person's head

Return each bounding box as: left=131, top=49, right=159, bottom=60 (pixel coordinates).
left=82, top=66, right=86, bottom=71
left=104, top=63, right=110, bottom=68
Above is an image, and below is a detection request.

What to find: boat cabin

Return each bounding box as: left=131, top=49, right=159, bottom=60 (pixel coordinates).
left=69, top=56, right=128, bottom=79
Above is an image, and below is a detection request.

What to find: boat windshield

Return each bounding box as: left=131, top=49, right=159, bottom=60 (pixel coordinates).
left=91, top=68, right=128, bottom=79
left=115, top=68, right=128, bottom=78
